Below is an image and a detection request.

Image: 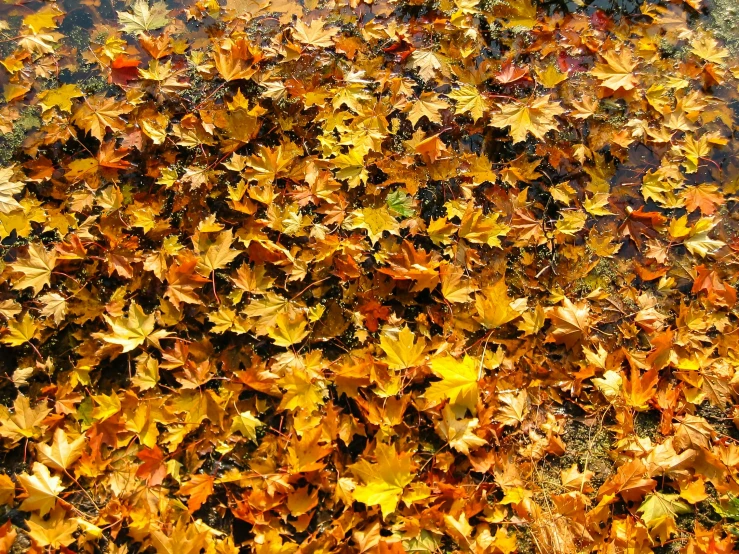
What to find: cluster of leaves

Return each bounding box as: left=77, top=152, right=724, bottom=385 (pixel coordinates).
left=0, top=0, right=737, bottom=552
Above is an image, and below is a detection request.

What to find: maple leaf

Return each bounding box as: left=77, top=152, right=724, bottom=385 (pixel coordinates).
left=11, top=243, right=57, bottom=295
left=231, top=263, right=274, bottom=294
left=638, top=493, right=691, bottom=543
left=474, top=280, right=526, bottom=329
left=36, top=428, right=86, bottom=471
left=99, top=302, right=172, bottom=352
left=407, top=50, right=443, bottom=81
left=0, top=475, right=14, bottom=505
left=502, top=0, right=538, bottom=28
left=71, top=94, right=132, bottom=141
left=673, top=415, right=713, bottom=451
left=0, top=166, right=24, bottom=214
left=683, top=218, right=726, bottom=258
left=178, top=473, right=215, bottom=513
left=414, top=133, right=448, bottom=164
left=496, top=391, right=529, bottom=427
left=26, top=505, right=78, bottom=549
left=623, top=367, right=658, bottom=411
left=230, top=410, right=262, bottom=441
left=546, top=298, right=591, bottom=349
left=0, top=395, right=50, bottom=443
left=437, top=405, right=487, bottom=454
left=425, top=354, right=479, bottom=413
left=459, top=205, right=510, bottom=248
left=292, top=19, right=338, bottom=48
left=407, top=92, right=449, bottom=127
left=591, top=49, right=639, bottom=91
left=378, top=241, right=440, bottom=292
left=267, top=312, right=309, bottom=347
left=118, top=0, right=169, bottom=35
left=351, top=442, right=415, bottom=518
left=37, top=84, right=83, bottom=113
left=196, top=229, right=241, bottom=275
left=278, top=368, right=326, bottom=412
left=136, top=445, right=167, bottom=486
left=440, top=262, right=478, bottom=304
left=598, top=458, right=656, bottom=503
left=39, top=292, right=67, bottom=325
left=1, top=313, right=39, bottom=347
left=287, top=427, right=332, bottom=473
left=690, top=36, right=729, bottom=65
left=91, top=393, right=122, bottom=422
left=489, top=95, right=564, bottom=143
left=561, top=464, right=595, bottom=493
left=379, top=326, right=426, bottom=370
left=18, top=462, right=65, bottom=515
left=447, top=85, right=485, bottom=121
left=244, top=144, right=297, bottom=184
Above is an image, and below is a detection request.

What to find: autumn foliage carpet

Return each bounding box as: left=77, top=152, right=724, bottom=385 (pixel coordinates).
left=0, top=0, right=738, bottom=552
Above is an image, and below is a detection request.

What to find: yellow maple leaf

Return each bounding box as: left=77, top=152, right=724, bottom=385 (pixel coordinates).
left=447, top=85, right=485, bottom=121
left=0, top=394, right=50, bottom=443
left=36, top=428, right=86, bottom=471
left=637, top=492, right=691, bottom=543
left=346, top=206, right=400, bottom=245
left=287, top=426, right=333, bottom=473
left=489, top=95, right=564, bottom=143
left=1, top=313, right=39, bottom=347
left=27, top=505, right=78, bottom=549
left=380, top=326, right=426, bottom=370
left=37, top=84, right=83, bottom=113
left=591, top=50, right=639, bottom=91
left=278, top=368, right=326, bottom=412
left=437, top=405, right=487, bottom=454
left=459, top=205, right=510, bottom=247
left=351, top=442, right=415, bottom=518
left=230, top=410, right=262, bottom=441
left=546, top=298, right=591, bottom=349
left=440, top=262, right=478, bottom=304
left=407, top=92, right=449, bottom=127
left=11, top=243, right=57, bottom=295
left=196, top=229, right=241, bottom=276
left=267, top=312, right=309, bottom=347
left=292, top=19, right=338, bottom=48
left=18, top=462, right=65, bottom=516
left=425, top=354, right=479, bottom=413
left=99, top=302, right=172, bottom=352
left=474, top=280, right=526, bottom=329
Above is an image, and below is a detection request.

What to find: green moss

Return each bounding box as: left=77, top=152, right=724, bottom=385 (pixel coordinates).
left=707, top=0, right=739, bottom=54
left=0, top=107, right=41, bottom=165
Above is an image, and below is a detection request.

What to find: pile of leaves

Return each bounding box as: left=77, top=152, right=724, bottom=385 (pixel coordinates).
left=0, top=0, right=737, bottom=551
